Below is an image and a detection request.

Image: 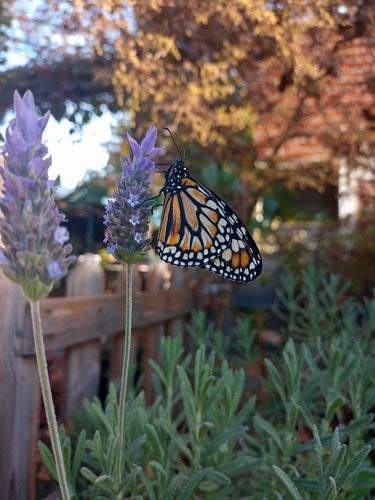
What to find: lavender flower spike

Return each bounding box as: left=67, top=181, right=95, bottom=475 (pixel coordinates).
left=0, top=90, right=76, bottom=300
left=104, top=125, right=162, bottom=264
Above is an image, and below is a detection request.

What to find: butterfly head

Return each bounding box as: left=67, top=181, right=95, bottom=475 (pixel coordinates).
left=162, top=160, right=190, bottom=195
left=165, top=159, right=189, bottom=180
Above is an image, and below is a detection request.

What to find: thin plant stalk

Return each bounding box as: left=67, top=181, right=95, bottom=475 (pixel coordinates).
left=29, top=299, right=70, bottom=500
left=116, top=263, right=133, bottom=487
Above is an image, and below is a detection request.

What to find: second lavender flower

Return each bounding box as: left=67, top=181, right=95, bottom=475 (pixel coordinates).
left=104, top=125, right=162, bottom=264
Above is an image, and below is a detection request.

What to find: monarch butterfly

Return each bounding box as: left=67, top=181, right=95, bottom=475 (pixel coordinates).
left=156, top=155, right=262, bottom=283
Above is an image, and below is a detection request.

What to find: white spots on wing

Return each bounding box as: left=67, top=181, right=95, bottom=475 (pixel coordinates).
left=218, top=218, right=227, bottom=231
left=222, top=248, right=232, bottom=261
left=231, top=239, right=239, bottom=252
left=201, top=233, right=213, bottom=247
left=206, top=199, right=217, bottom=209
left=191, top=236, right=201, bottom=250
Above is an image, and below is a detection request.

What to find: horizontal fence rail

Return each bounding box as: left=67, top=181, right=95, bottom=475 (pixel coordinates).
left=20, top=289, right=193, bottom=355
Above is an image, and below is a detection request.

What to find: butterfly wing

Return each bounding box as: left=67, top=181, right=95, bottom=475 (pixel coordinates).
left=197, top=182, right=262, bottom=282
left=157, top=174, right=262, bottom=283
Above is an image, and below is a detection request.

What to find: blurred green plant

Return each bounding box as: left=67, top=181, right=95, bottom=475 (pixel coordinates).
left=243, top=267, right=375, bottom=498
left=274, top=265, right=355, bottom=344
left=39, top=267, right=375, bottom=499
left=273, top=426, right=372, bottom=500
left=42, top=336, right=255, bottom=499
left=38, top=427, right=87, bottom=500
left=274, top=220, right=375, bottom=296
left=187, top=310, right=259, bottom=367
left=246, top=333, right=375, bottom=498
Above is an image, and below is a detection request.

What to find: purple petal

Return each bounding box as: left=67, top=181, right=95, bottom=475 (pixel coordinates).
left=0, top=248, right=7, bottom=265
left=13, top=90, right=50, bottom=145
left=47, top=260, right=65, bottom=279
left=121, top=156, right=133, bottom=178
left=127, top=132, right=141, bottom=159
left=136, top=157, right=152, bottom=172
left=13, top=90, right=35, bottom=123
left=54, top=227, right=69, bottom=245
left=148, top=146, right=164, bottom=159
left=22, top=90, right=37, bottom=113
left=107, top=243, right=116, bottom=254
left=29, top=156, right=52, bottom=178
left=1, top=192, right=13, bottom=203
left=3, top=172, right=33, bottom=197
left=14, top=90, right=36, bottom=134
left=140, top=125, right=157, bottom=155
left=127, top=191, right=140, bottom=207
left=32, top=112, right=50, bottom=145
left=5, top=126, right=28, bottom=162
left=129, top=214, right=140, bottom=226
left=134, top=232, right=143, bottom=244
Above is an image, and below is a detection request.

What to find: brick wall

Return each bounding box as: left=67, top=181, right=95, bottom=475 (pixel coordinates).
left=253, top=37, right=375, bottom=165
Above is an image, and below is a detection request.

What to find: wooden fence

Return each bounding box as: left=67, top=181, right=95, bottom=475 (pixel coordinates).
left=0, top=254, right=194, bottom=500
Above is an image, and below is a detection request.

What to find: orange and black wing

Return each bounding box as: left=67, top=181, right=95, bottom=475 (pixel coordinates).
left=157, top=174, right=262, bottom=283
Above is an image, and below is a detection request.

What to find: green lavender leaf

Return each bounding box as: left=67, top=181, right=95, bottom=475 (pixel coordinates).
left=38, top=441, right=58, bottom=482
left=72, top=429, right=87, bottom=483
left=176, top=468, right=230, bottom=500
left=201, top=426, right=248, bottom=460
left=273, top=465, right=303, bottom=500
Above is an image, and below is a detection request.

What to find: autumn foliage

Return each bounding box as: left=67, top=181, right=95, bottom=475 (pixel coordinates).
left=2, top=1, right=375, bottom=208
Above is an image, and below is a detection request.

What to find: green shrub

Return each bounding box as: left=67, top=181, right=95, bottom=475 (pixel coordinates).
left=39, top=268, right=375, bottom=499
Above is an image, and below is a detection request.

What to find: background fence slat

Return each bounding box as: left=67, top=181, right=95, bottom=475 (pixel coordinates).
left=64, top=253, right=105, bottom=418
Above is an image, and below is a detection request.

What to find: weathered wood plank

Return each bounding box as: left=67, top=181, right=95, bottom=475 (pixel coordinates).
left=64, top=254, right=105, bottom=418
left=21, top=289, right=193, bottom=356
left=0, top=275, right=40, bottom=500
left=132, top=262, right=168, bottom=403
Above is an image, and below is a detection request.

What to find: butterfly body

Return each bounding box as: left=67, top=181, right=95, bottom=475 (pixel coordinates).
left=157, top=160, right=262, bottom=283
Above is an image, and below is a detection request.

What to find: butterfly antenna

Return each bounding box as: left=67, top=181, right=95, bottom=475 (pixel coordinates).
left=164, top=127, right=183, bottom=160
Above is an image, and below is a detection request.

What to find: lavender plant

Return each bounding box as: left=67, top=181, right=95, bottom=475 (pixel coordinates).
left=0, top=90, right=75, bottom=299
left=103, top=124, right=162, bottom=265
left=39, top=265, right=375, bottom=498
left=0, top=90, right=75, bottom=500
left=103, top=124, right=162, bottom=490
left=78, top=335, right=255, bottom=499
left=245, top=270, right=375, bottom=499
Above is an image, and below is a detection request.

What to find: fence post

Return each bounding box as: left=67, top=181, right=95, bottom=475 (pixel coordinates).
left=0, top=274, right=40, bottom=500
left=64, top=253, right=105, bottom=418
left=134, top=261, right=167, bottom=404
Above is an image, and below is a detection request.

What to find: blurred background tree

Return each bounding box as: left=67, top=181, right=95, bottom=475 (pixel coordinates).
left=0, top=1, right=374, bottom=229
